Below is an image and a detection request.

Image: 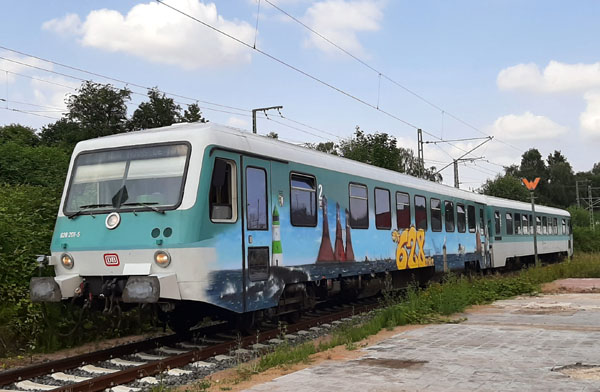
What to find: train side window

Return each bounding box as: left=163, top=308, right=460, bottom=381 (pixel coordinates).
left=444, top=201, right=455, bottom=232
left=430, top=198, right=442, bottom=232
left=290, top=173, right=317, bottom=227
left=494, top=211, right=501, bottom=236
left=547, top=217, right=552, bottom=235
left=415, top=195, right=427, bottom=230
left=505, top=212, right=513, bottom=235
left=522, top=214, right=528, bottom=235
left=479, top=209, right=484, bottom=235
left=246, top=167, right=268, bottom=230
left=542, top=216, right=548, bottom=234
left=536, top=216, right=542, bottom=234
left=515, top=213, right=521, bottom=234
left=467, top=205, right=476, bottom=233
left=396, top=192, right=411, bottom=229
left=457, top=204, right=466, bottom=233
left=349, top=183, right=369, bottom=229
left=375, top=188, right=391, bottom=229
left=529, top=215, right=533, bottom=235
left=553, top=217, right=558, bottom=235
left=209, top=158, right=237, bottom=223
left=568, top=219, right=571, bottom=235
left=562, top=218, right=566, bottom=235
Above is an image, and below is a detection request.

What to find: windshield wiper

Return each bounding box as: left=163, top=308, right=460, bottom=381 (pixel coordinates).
left=66, top=204, right=113, bottom=219
left=120, top=202, right=165, bottom=214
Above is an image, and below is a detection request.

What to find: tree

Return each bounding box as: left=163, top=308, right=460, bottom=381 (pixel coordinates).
left=181, top=103, right=207, bottom=123
left=305, top=141, right=339, bottom=155
left=546, top=150, right=574, bottom=208
left=66, top=81, right=131, bottom=138
left=0, top=142, right=70, bottom=188
left=0, top=124, right=38, bottom=146
left=480, top=174, right=529, bottom=202
left=39, top=119, right=82, bottom=149
left=312, top=127, right=441, bottom=182
left=35, top=82, right=131, bottom=149
left=129, top=88, right=181, bottom=131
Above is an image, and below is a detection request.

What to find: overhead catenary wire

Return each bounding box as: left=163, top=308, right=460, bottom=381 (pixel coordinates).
left=155, top=1, right=440, bottom=140
left=0, top=98, right=66, bottom=111
left=0, top=46, right=249, bottom=113
left=1, top=106, right=61, bottom=120
left=262, top=0, right=522, bottom=153
left=155, top=0, right=484, bottom=167
left=1, top=48, right=344, bottom=143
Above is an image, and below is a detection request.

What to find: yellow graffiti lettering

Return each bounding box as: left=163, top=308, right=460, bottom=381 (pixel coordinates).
left=396, top=229, right=408, bottom=270
left=407, top=227, right=419, bottom=269
left=392, top=226, right=433, bottom=270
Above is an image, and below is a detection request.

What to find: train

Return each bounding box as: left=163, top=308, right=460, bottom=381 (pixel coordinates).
left=30, top=122, right=573, bottom=332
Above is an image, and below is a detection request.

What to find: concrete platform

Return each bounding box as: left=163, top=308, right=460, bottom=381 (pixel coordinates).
left=245, top=289, right=600, bottom=391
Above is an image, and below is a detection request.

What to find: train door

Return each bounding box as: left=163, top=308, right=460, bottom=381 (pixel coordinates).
left=476, top=203, right=491, bottom=269
left=241, top=156, right=272, bottom=312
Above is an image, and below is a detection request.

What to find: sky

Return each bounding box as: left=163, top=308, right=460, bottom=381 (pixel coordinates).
left=2, top=0, right=600, bottom=190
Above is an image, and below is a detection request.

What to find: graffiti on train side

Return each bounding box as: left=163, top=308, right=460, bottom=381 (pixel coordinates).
left=391, top=226, right=434, bottom=270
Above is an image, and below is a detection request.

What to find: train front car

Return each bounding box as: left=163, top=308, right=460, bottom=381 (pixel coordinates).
left=29, top=124, right=210, bottom=329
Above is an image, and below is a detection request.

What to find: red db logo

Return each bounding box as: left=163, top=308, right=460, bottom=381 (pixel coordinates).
left=104, top=253, right=120, bottom=266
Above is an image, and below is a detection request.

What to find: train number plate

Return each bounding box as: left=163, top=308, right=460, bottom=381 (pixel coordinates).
left=104, top=253, right=120, bottom=266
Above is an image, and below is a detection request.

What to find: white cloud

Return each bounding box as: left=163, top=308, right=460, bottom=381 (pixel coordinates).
left=42, top=13, right=82, bottom=36
left=226, top=116, right=249, bottom=129
left=489, top=112, right=567, bottom=141
left=42, top=1, right=255, bottom=70
left=580, top=91, right=600, bottom=138
left=497, top=61, right=600, bottom=93
left=303, top=0, right=384, bottom=56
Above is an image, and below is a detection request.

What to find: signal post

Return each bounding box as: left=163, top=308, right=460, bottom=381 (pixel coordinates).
left=523, top=177, right=540, bottom=267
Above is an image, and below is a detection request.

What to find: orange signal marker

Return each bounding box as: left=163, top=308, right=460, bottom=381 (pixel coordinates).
left=522, top=177, right=540, bottom=191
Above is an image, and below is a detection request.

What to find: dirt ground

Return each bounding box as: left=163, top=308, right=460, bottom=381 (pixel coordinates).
left=541, top=278, right=600, bottom=294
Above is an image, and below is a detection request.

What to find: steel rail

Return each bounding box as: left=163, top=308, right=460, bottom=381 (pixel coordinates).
left=0, top=322, right=226, bottom=386
left=50, top=302, right=376, bottom=392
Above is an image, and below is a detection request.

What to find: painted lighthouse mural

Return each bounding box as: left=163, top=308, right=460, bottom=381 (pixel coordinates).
left=272, top=206, right=283, bottom=266
left=316, top=195, right=355, bottom=262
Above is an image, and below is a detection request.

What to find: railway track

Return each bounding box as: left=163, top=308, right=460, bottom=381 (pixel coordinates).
left=0, top=300, right=377, bottom=392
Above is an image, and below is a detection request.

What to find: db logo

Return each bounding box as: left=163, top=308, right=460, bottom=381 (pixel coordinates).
left=104, top=253, right=120, bottom=266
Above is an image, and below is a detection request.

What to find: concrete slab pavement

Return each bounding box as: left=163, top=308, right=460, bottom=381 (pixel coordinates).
left=245, top=282, right=600, bottom=391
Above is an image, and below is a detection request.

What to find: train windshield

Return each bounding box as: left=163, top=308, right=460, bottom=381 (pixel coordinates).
left=64, top=143, right=189, bottom=214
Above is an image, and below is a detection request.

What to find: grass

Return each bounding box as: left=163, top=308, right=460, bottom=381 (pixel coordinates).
left=253, top=253, right=600, bottom=373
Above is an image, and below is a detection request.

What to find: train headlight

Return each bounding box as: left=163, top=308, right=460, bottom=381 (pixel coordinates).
left=105, top=212, right=121, bottom=230
left=154, top=250, right=171, bottom=268
left=61, top=253, right=74, bottom=269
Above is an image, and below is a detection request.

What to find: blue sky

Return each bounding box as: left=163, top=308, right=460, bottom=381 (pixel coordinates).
left=2, top=0, right=600, bottom=189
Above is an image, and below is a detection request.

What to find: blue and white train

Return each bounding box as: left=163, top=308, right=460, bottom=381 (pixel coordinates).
left=30, top=123, right=573, bottom=331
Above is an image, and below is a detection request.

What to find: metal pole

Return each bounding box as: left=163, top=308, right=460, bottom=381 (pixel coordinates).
left=251, top=105, right=283, bottom=134
left=576, top=180, right=580, bottom=208
left=531, top=190, right=539, bottom=267
left=417, top=129, right=423, bottom=178
left=590, top=185, right=594, bottom=231
left=453, top=160, right=459, bottom=188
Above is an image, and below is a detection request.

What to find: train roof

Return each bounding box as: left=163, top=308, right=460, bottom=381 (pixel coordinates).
left=73, top=122, right=570, bottom=217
